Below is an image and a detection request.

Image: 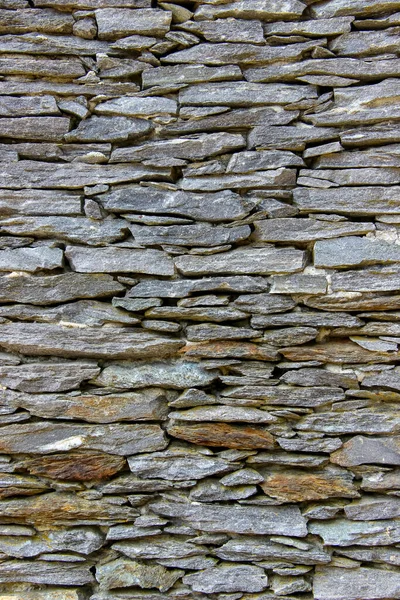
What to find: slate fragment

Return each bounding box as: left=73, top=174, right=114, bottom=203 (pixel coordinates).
left=183, top=564, right=268, bottom=593
left=95, top=558, right=182, bottom=592
left=65, top=246, right=175, bottom=276
left=0, top=361, right=100, bottom=392
left=309, top=518, right=400, bottom=546
left=331, top=436, right=400, bottom=466
left=95, top=8, right=171, bottom=39
left=167, top=423, right=276, bottom=449
left=0, top=560, right=94, bottom=585
left=313, top=566, right=400, bottom=600
left=23, top=451, right=125, bottom=481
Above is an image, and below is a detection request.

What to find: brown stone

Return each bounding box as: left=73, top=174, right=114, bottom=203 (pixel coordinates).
left=182, top=341, right=279, bottom=360
left=22, top=451, right=126, bottom=481
left=280, top=341, right=399, bottom=364
left=168, top=423, right=276, bottom=449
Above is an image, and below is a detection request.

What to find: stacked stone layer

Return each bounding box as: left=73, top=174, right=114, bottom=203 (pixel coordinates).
left=0, top=0, right=400, bottom=598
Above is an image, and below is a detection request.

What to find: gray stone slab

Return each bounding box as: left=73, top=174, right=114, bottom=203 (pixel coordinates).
left=179, top=82, right=317, bottom=106
left=0, top=247, right=63, bottom=272
left=294, top=186, right=400, bottom=214
left=0, top=361, right=100, bottom=392
left=296, top=406, right=400, bottom=434
left=0, top=117, right=70, bottom=141
left=314, top=236, right=400, bottom=268
left=331, top=436, right=400, bottom=466
left=194, top=1, right=306, bottom=21
left=253, top=218, right=374, bottom=243
left=314, top=566, right=400, bottom=600
left=65, top=246, right=175, bottom=275
left=128, top=276, right=268, bottom=298
left=95, top=8, right=171, bottom=39
left=183, top=564, right=268, bottom=594
left=0, top=189, right=81, bottom=216
left=142, top=65, right=242, bottom=88
left=310, top=519, right=400, bottom=547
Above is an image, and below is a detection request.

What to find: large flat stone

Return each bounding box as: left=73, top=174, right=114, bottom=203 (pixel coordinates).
left=294, top=187, right=400, bottom=215
left=0, top=117, right=70, bottom=141
left=0, top=189, right=81, bottom=216
left=216, top=537, right=330, bottom=565
left=253, top=218, right=374, bottom=243
left=194, top=1, right=305, bottom=21
left=310, top=518, right=400, bottom=547
left=65, top=246, right=175, bottom=275
left=331, top=436, right=400, bottom=466
left=0, top=361, right=100, bottom=392
left=314, top=566, right=400, bottom=600
left=128, top=276, right=268, bottom=298
left=167, top=422, right=275, bottom=449
left=183, top=565, right=268, bottom=594
left=0, top=247, right=63, bottom=272
left=142, top=65, right=242, bottom=88
left=314, top=236, right=400, bottom=268
left=0, top=561, right=93, bottom=585
left=179, top=82, right=317, bottom=106
left=129, top=222, right=251, bottom=247
left=95, top=558, right=182, bottom=592
left=296, top=406, right=400, bottom=434
left=95, top=8, right=171, bottom=39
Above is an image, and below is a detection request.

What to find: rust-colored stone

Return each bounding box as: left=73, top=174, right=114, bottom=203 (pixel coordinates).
left=181, top=341, right=279, bottom=360
left=168, top=422, right=276, bottom=449
left=280, top=341, right=399, bottom=364
left=22, top=450, right=126, bottom=481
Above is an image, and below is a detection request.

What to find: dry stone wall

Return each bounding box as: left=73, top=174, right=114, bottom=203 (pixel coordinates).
left=0, top=0, right=400, bottom=598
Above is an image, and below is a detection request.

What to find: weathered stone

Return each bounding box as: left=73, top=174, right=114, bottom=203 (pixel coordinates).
left=0, top=95, right=60, bottom=117
left=142, top=64, right=242, bottom=88
left=270, top=274, right=327, bottom=295
left=93, top=360, right=218, bottom=389
left=0, top=247, right=63, bottom=272
left=337, top=546, right=400, bottom=566
left=249, top=125, right=338, bottom=151
left=296, top=406, right=400, bottom=434
left=175, top=247, right=305, bottom=276
left=0, top=189, right=81, bottom=216
left=186, top=323, right=261, bottom=342
left=35, top=0, right=151, bottom=6
left=0, top=361, right=100, bottom=392
left=128, top=276, right=269, bottom=297
left=65, top=246, right=175, bottom=276
left=0, top=32, right=110, bottom=55
left=253, top=218, right=374, bottom=243
left=145, top=306, right=247, bottom=322
left=10, top=387, right=168, bottom=423
left=251, top=310, right=362, bottom=328
left=180, top=82, right=316, bottom=106
left=314, top=236, right=400, bottom=269
left=316, top=148, right=400, bottom=168
left=195, top=1, right=305, bottom=21
left=0, top=161, right=170, bottom=189
left=96, top=558, right=182, bottom=592
left=233, top=293, right=296, bottom=314
left=95, top=8, right=171, bottom=39
left=216, top=537, right=330, bottom=565
left=130, top=223, right=250, bottom=247
left=310, top=519, right=400, bottom=546
left=265, top=16, right=353, bottom=36
left=294, top=186, right=400, bottom=215
left=361, top=470, right=400, bottom=492
left=111, top=133, right=245, bottom=163
left=0, top=526, right=103, bottom=558
left=183, top=564, right=268, bottom=593
left=260, top=466, right=358, bottom=502
left=227, top=150, right=304, bottom=172
left=281, top=368, right=358, bottom=389
left=111, top=536, right=204, bottom=560
left=0, top=323, right=183, bottom=359
left=331, top=436, right=400, bottom=466
left=0, top=590, right=83, bottom=599
left=330, top=28, right=400, bottom=57
left=65, top=115, right=152, bottom=143
left=0, top=473, right=49, bottom=499
left=0, top=273, right=124, bottom=305
left=0, top=560, right=93, bottom=585
left=168, top=422, right=275, bottom=449
left=277, top=437, right=343, bottom=453
left=0, top=421, right=167, bottom=455
left=180, top=168, right=296, bottom=191
left=23, top=451, right=125, bottom=481
left=95, top=96, right=177, bottom=118
left=181, top=18, right=264, bottom=44
left=331, top=268, right=400, bottom=292
left=314, top=566, right=400, bottom=600
left=222, top=386, right=344, bottom=407
left=151, top=501, right=307, bottom=536
left=311, top=0, right=400, bottom=18
left=127, top=448, right=232, bottom=481
left=0, top=9, right=73, bottom=34
left=344, top=496, right=400, bottom=520
left=363, top=367, right=400, bottom=391
left=183, top=340, right=279, bottom=361
left=0, top=56, right=85, bottom=78
left=190, top=479, right=257, bottom=501
left=169, top=406, right=276, bottom=423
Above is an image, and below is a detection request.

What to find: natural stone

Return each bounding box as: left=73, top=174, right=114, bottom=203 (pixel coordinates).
left=0, top=247, right=63, bottom=272
left=65, top=246, right=175, bottom=276
left=313, top=566, right=400, bottom=600
left=183, top=564, right=268, bottom=594
left=0, top=361, right=100, bottom=392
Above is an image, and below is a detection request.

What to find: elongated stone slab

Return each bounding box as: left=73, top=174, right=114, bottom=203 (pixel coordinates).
left=300, top=167, right=400, bottom=186
left=167, top=423, right=275, bottom=449
left=331, top=269, right=400, bottom=292
left=0, top=361, right=100, bottom=392
left=222, top=385, right=344, bottom=407
left=0, top=117, right=70, bottom=142
left=183, top=564, right=268, bottom=594
left=145, top=306, right=247, bottom=322
left=142, top=65, right=242, bottom=88
left=23, top=450, right=125, bottom=482
left=0, top=32, right=110, bottom=55
left=313, top=566, right=400, bottom=600
left=129, top=276, right=268, bottom=298
left=314, top=236, right=400, bottom=268
left=179, top=168, right=296, bottom=192
left=95, top=96, right=177, bottom=118
left=216, top=537, right=330, bottom=565
left=0, top=526, right=104, bottom=557
left=195, top=1, right=305, bottom=21
left=0, top=561, right=93, bottom=585
left=169, top=406, right=276, bottom=423
left=65, top=246, right=175, bottom=276
left=330, top=28, right=400, bottom=57
left=281, top=341, right=399, bottom=364
left=309, top=518, right=400, bottom=546
left=130, top=223, right=251, bottom=247
left=0, top=323, right=183, bottom=359
left=296, top=406, right=400, bottom=434
left=179, top=82, right=317, bottom=106
left=311, top=0, right=400, bottom=18
left=95, top=8, right=171, bottom=39
left=294, top=187, right=400, bottom=215
left=331, top=436, right=400, bottom=466
left=0, top=95, right=59, bottom=117
left=151, top=501, right=307, bottom=536
left=264, top=16, right=353, bottom=36
left=253, top=218, right=374, bottom=243
left=0, top=189, right=81, bottom=216
left=95, top=558, right=182, bottom=592
left=249, top=125, right=338, bottom=151
left=175, top=247, right=305, bottom=276
left=344, top=496, right=400, bottom=520
left=0, top=56, right=84, bottom=78
left=0, top=247, right=63, bottom=272
left=0, top=9, right=73, bottom=34
left=0, top=422, right=167, bottom=455
left=0, top=273, right=124, bottom=305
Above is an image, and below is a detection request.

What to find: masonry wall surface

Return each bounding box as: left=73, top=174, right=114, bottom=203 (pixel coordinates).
left=0, top=0, right=400, bottom=598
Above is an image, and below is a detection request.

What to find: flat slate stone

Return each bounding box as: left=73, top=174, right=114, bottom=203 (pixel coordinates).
left=179, top=82, right=317, bottom=106
left=175, top=247, right=305, bottom=276
left=65, top=115, right=153, bottom=143
left=0, top=117, right=70, bottom=142
left=249, top=125, right=338, bottom=151
left=142, top=65, right=242, bottom=88
left=0, top=189, right=81, bottom=216
left=313, top=566, right=400, bottom=600
left=0, top=421, right=167, bottom=456
left=182, top=18, right=265, bottom=44
left=0, top=95, right=60, bottom=117
left=294, top=186, right=400, bottom=215
left=0, top=32, right=110, bottom=55
left=0, top=273, right=124, bottom=305
left=194, top=1, right=306, bottom=21
left=0, top=247, right=63, bottom=272
left=95, top=558, right=182, bottom=592
left=330, top=28, right=400, bottom=57
left=221, top=385, right=344, bottom=407
left=23, top=450, right=125, bottom=482
left=183, top=564, right=268, bottom=594
left=0, top=9, right=73, bottom=34
left=151, top=501, right=307, bottom=536
left=168, top=422, right=275, bottom=449
left=253, top=218, right=374, bottom=243
left=310, top=0, right=400, bottom=18
left=0, top=322, right=183, bottom=359
left=331, top=436, right=400, bottom=466
left=0, top=361, right=100, bottom=392
left=314, top=236, right=400, bottom=268
left=169, top=406, right=276, bottom=423
left=130, top=223, right=251, bottom=247
left=95, top=8, right=171, bottom=39
left=95, top=96, right=177, bottom=118
left=344, top=496, right=400, bottom=520
left=309, top=518, right=400, bottom=546
left=216, top=537, right=330, bottom=565
left=296, top=406, right=400, bottom=434
left=0, top=560, right=93, bottom=585
left=128, top=276, right=268, bottom=297
left=179, top=168, right=296, bottom=191
left=65, top=246, right=175, bottom=276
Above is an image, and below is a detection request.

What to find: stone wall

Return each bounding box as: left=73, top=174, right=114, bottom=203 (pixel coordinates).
left=0, top=0, right=400, bottom=598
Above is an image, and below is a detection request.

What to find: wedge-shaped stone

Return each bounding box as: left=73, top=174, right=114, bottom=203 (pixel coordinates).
left=314, top=236, right=400, bottom=269
left=175, top=247, right=305, bottom=276
left=179, top=82, right=316, bottom=106
left=94, top=360, right=218, bottom=389
left=216, top=537, right=330, bottom=565
left=222, top=386, right=344, bottom=407
left=0, top=56, right=84, bottom=78
left=95, top=96, right=177, bottom=118
left=127, top=448, right=232, bottom=481
left=245, top=58, right=400, bottom=83
left=296, top=406, right=400, bottom=434
left=0, top=273, right=124, bottom=305
left=169, top=406, right=276, bottom=423
left=0, top=161, right=170, bottom=189
left=183, top=564, right=268, bottom=594
left=164, top=40, right=322, bottom=66
left=194, top=1, right=305, bottom=21
left=129, top=276, right=268, bottom=298
left=253, top=218, right=374, bottom=243
left=111, top=133, right=245, bottom=163
left=0, top=9, right=73, bottom=34
left=345, top=496, right=400, bottom=521
left=0, top=492, right=139, bottom=525
left=0, top=95, right=59, bottom=117
left=103, top=187, right=250, bottom=222
left=0, top=323, right=183, bottom=359
left=311, top=0, right=400, bottom=18
left=95, top=8, right=171, bottom=39
left=249, top=125, right=338, bottom=151
left=313, top=566, right=400, bottom=600
left=182, top=18, right=265, bottom=44
left=130, top=223, right=251, bottom=247
left=23, top=450, right=125, bottom=481
left=14, top=388, right=167, bottom=423
left=151, top=501, right=307, bottom=536
left=65, top=115, right=152, bottom=143
left=0, top=189, right=81, bottom=216
left=330, top=28, right=400, bottom=57
left=0, top=361, right=100, bottom=392
left=0, top=117, right=70, bottom=142
left=95, top=558, right=182, bottom=592
left=310, top=519, right=400, bottom=546
left=0, top=247, right=63, bottom=272
left=0, top=216, right=127, bottom=245
left=142, top=64, right=242, bottom=88
left=260, top=466, right=358, bottom=502
left=167, top=423, right=275, bottom=449
left=65, top=246, right=174, bottom=275
left=331, top=436, right=400, bottom=466
left=0, top=421, right=166, bottom=456
left=180, top=168, right=296, bottom=192
left=0, top=526, right=103, bottom=558
left=0, top=561, right=93, bottom=585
